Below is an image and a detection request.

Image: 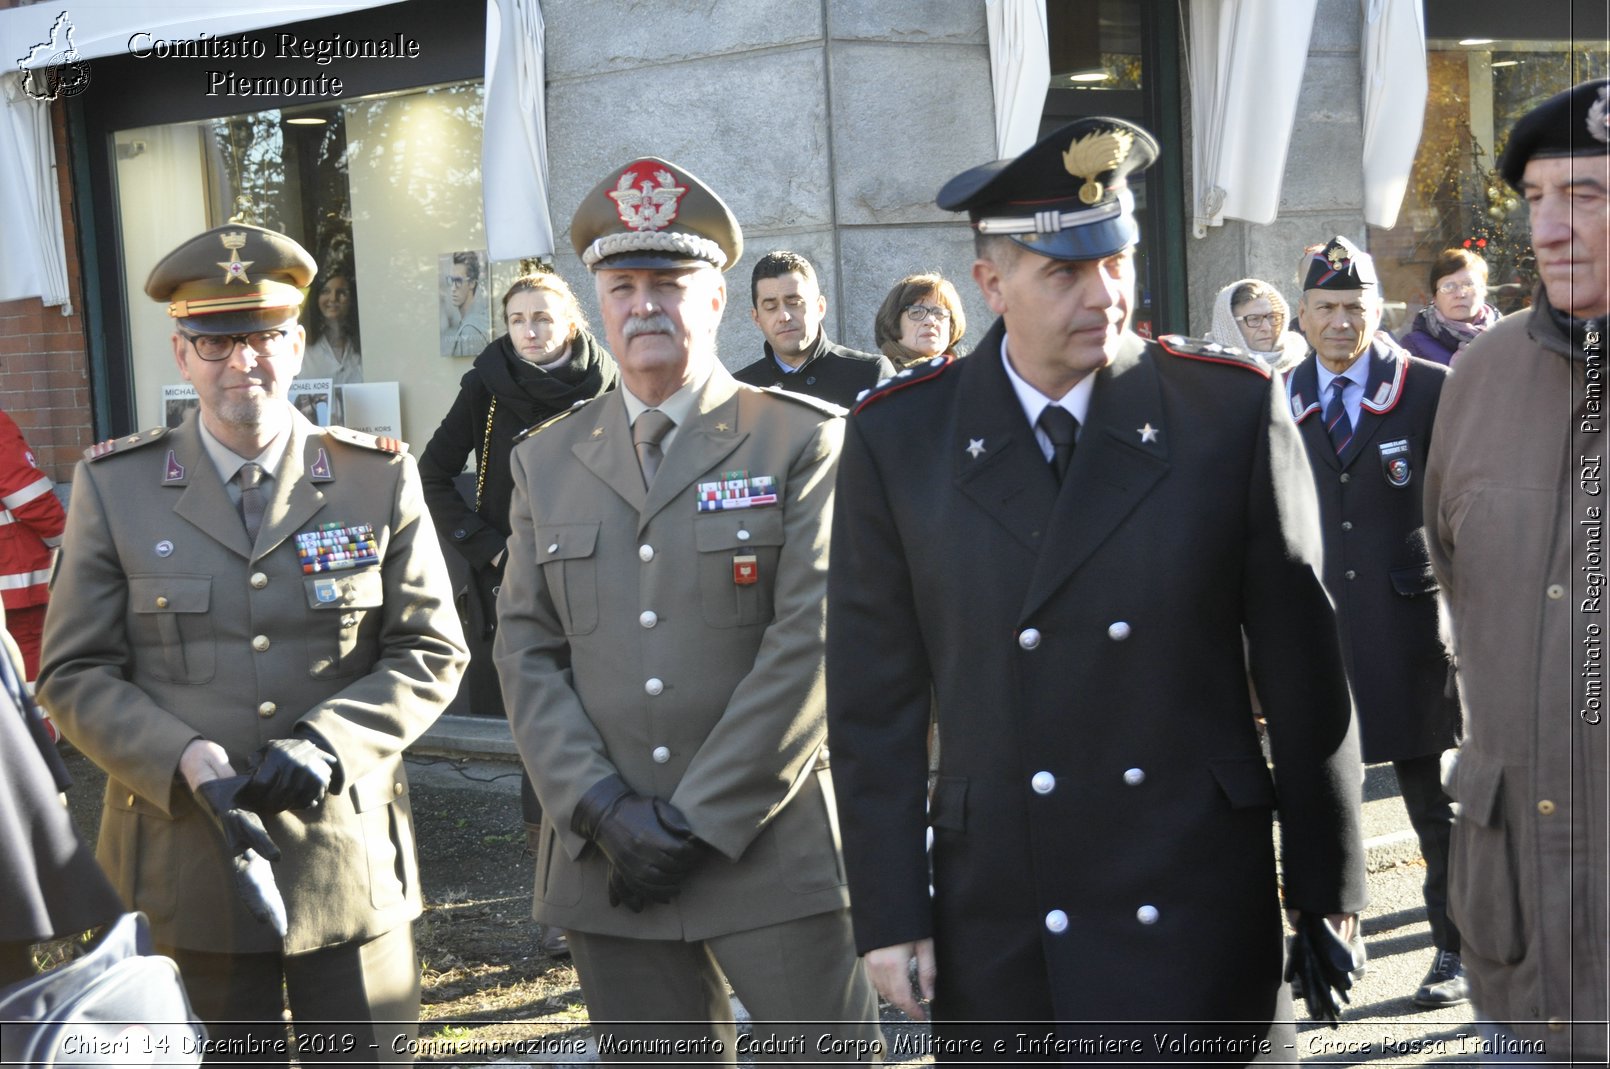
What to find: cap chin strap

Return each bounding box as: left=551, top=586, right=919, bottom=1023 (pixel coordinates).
left=583, top=230, right=727, bottom=269
left=975, top=188, right=1133, bottom=236
left=167, top=278, right=307, bottom=319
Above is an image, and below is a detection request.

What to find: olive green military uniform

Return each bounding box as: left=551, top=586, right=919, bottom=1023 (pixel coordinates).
left=38, top=411, right=466, bottom=1048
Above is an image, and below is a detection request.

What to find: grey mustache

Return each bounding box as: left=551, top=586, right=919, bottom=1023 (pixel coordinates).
left=623, top=313, right=675, bottom=339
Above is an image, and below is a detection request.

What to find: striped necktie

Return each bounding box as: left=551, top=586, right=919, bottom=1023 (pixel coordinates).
left=1324, top=380, right=1353, bottom=456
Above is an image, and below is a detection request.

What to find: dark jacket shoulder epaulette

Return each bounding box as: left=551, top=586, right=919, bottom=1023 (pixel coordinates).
left=513, top=398, right=592, bottom=445
left=84, top=426, right=169, bottom=462
left=850, top=355, right=956, bottom=415
left=1156, top=335, right=1271, bottom=379
left=753, top=385, right=847, bottom=418
left=326, top=425, right=409, bottom=455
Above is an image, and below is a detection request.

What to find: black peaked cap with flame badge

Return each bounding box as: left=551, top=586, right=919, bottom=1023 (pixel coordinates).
left=937, top=116, right=1159, bottom=262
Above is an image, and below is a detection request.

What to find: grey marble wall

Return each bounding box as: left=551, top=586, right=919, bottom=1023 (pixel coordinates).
left=542, top=0, right=999, bottom=371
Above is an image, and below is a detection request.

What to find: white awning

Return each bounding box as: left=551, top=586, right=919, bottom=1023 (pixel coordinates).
left=985, top=0, right=1051, bottom=159
left=1186, top=0, right=1318, bottom=237
left=0, top=0, right=556, bottom=295
left=0, top=86, right=69, bottom=309
left=1361, top=0, right=1428, bottom=229
left=482, top=0, right=553, bottom=261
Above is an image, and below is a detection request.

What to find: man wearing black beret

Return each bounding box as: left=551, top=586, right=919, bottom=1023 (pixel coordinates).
left=1425, top=79, right=1609, bottom=1064
left=826, top=116, right=1366, bottom=1056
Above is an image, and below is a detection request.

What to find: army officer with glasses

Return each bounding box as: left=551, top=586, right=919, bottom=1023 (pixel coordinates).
left=38, top=223, right=467, bottom=1065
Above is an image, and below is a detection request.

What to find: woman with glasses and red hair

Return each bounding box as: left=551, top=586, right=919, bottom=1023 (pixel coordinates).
left=1396, top=247, right=1501, bottom=366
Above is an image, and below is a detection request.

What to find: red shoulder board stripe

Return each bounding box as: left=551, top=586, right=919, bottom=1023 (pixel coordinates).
left=1157, top=335, right=1271, bottom=380
left=851, top=355, right=956, bottom=415
left=375, top=435, right=408, bottom=455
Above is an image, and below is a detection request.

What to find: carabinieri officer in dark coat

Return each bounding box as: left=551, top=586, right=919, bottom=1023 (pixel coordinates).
left=825, top=117, right=1368, bottom=1063
left=1286, top=236, right=1463, bottom=1009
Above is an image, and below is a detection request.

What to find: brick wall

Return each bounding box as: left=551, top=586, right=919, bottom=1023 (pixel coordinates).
left=0, top=97, right=94, bottom=483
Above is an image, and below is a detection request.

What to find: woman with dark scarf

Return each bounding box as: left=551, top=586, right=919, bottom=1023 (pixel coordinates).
left=419, top=273, right=617, bottom=957
left=1397, top=247, right=1502, bottom=366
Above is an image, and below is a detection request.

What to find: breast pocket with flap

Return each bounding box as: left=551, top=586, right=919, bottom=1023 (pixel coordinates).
left=694, top=509, right=785, bottom=628
left=537, top=522, right=600, bottom=635
left=303, top=568, right=385, bottom=678
left=129, top=574, right=214, bottom=684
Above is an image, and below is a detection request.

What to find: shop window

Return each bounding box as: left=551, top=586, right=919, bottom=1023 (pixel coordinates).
left=1044, top=0, right=1187, bottom=337
left=111, top=79, right=526, bottom=441
left=1369, top=41, right=1609, bottom=331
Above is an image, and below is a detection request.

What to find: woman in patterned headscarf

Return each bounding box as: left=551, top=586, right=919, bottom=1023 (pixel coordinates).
left=1208, top=277, right=1306, bottom=373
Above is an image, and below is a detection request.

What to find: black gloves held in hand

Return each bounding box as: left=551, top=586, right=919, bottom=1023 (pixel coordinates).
left=1286, top=912, right=1366, bottom=1027
left=193, top=775, right=289, bottom=937
left=239, top=737, right=339, bottom=814
left=571, top=775, right=703, bottom=913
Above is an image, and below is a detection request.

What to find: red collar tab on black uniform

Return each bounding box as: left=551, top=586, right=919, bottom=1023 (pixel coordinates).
left=850, top=355, right=955, bottom=415
left=1156, top=335, right=1272, bottom=379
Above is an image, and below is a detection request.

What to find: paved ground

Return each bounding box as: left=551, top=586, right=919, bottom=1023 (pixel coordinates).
left=404, top=732, right=1490, bottom=1067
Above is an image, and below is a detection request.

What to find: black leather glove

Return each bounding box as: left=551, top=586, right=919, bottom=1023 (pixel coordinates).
left=1285, top=912, right=1365, bottom=1027
left=603, top=801, right=703, bottom=913
left=571, top=775, right=702, bottom=909
left=193, top=775, right=289, bottom=937
left=239, top=737, right=338, bottom=813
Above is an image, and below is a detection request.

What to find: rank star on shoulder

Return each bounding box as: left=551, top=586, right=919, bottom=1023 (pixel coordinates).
left=1137, top=423, right=1159, bottom=444
left=966, top=438, right=986, bottom=458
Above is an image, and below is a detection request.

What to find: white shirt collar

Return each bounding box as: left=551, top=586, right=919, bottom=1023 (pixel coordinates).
left=1000, top=332, right=1096, bottom=432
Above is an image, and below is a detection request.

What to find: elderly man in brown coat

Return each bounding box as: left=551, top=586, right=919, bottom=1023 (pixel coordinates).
left=39, top=223, right=467, bottom=1064
left=494, top=158, right=880, bottom=1064
left=1425, top=79, right=1609, bottom=1064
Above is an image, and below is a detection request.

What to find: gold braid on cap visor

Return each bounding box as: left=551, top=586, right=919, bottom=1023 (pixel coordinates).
left=582, top=230, right=728, bottom=269
left=974, top=188, right=1133, bottom=236
left=166, top=278, right=306, bottom=319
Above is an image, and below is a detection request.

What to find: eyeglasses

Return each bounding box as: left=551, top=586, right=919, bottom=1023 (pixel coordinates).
left=1234, top=313, right=1279, bottom=329
left=181, top=329, right=292, bottom=362
left=449, top=275, right=473, bottom=286
left=1436, top=280, right=1479, bottom=295
left=904, top=304, right=952, bottom=323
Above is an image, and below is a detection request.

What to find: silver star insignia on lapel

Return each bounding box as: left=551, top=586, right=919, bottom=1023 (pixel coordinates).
left=966, top=438, right=986, bottom=459
left=591, top=427, right=604, bottom=438
left=715, top=422, right=730, bottom=432
left=1137, top=423, right=1159, bottom=444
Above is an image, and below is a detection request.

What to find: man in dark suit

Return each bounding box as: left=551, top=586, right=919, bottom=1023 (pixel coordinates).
left=494, top=158, right=880, bottom=1063
left=38, top=224, right=467, bottom=1064
left=1288, top=236, right=1464, bottom=1008
left=826, top=117, right=1367, bottom=1058
left=733, top=250, right=893, bottom=407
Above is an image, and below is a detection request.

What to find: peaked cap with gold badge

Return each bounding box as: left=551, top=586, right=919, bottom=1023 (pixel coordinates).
left=937, top=116, right=1159, bottom=262
left=1303, top=235, right=1378, bottom=291
left=570, top=156, right=743, bottom=272
left=144, top=222, right=316, bottom=334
